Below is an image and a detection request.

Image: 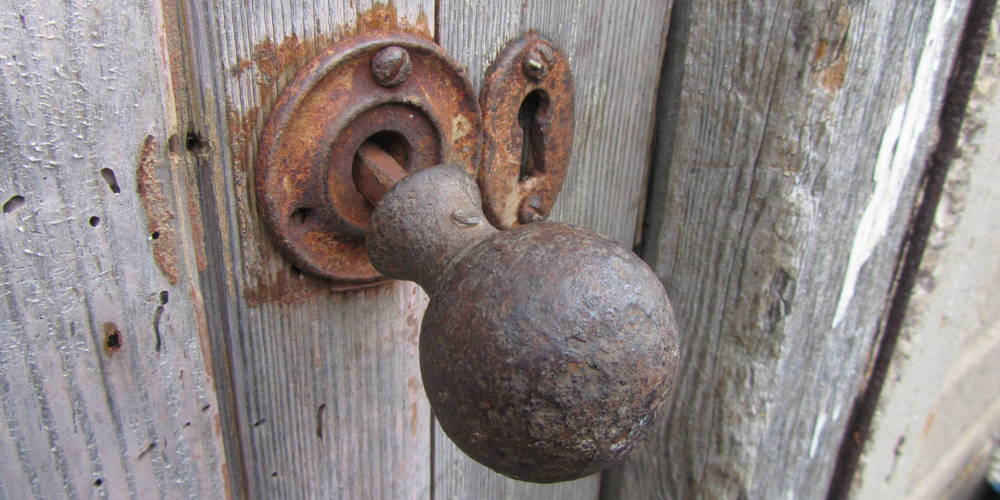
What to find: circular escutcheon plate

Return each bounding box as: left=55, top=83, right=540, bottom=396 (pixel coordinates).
left=256, top=31, right=482, bottom=286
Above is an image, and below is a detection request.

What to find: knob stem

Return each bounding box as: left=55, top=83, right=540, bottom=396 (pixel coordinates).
left=353, top=141, right=410, bottom=205
left=366, top=165, right=498, bottom=291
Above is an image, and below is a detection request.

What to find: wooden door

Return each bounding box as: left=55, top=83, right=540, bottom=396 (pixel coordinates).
left=1, top=0, right=979, bottom=499
left=1, top=0, right=669, bottom=498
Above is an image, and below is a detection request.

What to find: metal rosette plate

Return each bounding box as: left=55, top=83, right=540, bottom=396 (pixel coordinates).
left=256, top=31, right=482, bottom=287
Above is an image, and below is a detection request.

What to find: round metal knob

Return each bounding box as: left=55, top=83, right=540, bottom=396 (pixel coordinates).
left=365, top=164, right=679, bottom=483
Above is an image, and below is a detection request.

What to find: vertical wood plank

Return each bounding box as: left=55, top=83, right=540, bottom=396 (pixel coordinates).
left=0, top=0, right=229, bottom=498
left=179, top=1, right=436, bottom=498
left=610, top=0, right=973, bottom=498
left=435, top=0, right=672, bottom=497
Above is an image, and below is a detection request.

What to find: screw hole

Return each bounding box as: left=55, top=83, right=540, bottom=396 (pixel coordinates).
left=150, top=231, right=160, bottom=240
left=93, top=479, right=102, bottom=487
left=186, top=131, right=208, bottom=156
left=3, top=195, right=25, bottom=214
left=100, top=168, right=121, bottom=194
left=289, top=207, right=312, bottom=225
left=89, top=216, right=100, bottom=227
left=104, top=322, right=122, bottom=353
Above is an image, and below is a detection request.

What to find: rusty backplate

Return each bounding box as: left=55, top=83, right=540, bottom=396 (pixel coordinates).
left=256, top=31, right=482, bottom=286
left=479, top=34, right=575, bottom=229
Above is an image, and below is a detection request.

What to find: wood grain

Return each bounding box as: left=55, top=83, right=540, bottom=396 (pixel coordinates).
left=611, top=0, right=972, bottom=498
left=0, top=0, right=229, bottom=498
left=433, top=1, right=672, bottom=496
left=176, top=1, right=436, bottom=498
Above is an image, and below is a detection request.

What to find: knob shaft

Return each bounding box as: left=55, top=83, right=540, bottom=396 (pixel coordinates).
left=366, top=165, right=679, bottom=483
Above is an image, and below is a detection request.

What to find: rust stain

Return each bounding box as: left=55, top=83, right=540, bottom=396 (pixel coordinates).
left=410, top=402, right=419, bottom=438
left=227, top=2, right=430, bottom=306
left=137, top=136, right=180, bottom=285
left=812, top=6, right=851, bottom=93
left=243, top=266, right=327, bottom=307
left=921, top=404, right=937, bottom=440
left=186, top=173, right=208, bottom=272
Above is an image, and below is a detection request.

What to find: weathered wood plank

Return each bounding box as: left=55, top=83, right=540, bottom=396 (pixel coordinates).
left=850, top=8, right=1000, bottom=498
left=0, top=0, right=229, bottom=498
left=178, top=1, right=436, bottom=498
left=433, top=0, right=672, bottom=496
left=610, top=0, right=972, bottom=498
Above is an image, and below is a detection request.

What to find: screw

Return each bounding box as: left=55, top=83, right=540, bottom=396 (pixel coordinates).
left=371, top=46, right=412, bottom=88
left=517, top=194, right=545, bottom=224
left=522, top=43, right=554, bottom=81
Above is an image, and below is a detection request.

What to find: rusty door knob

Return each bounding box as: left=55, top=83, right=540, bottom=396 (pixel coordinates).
left=360, top=149, right=680, bottom=483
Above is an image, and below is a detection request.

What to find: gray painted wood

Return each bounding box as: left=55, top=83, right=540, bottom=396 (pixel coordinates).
left=609, top=0, right=973, bottom=499
left=433, top=1, right=672, bottom=497
left=0, top=0, right=229, bottom=498
left=851, top=12, right=1000, bottom=497
left=177, top=1, right=437, bottom=498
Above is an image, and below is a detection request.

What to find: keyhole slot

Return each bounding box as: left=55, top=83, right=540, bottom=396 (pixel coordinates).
left=518, top=90, right=549, bottom=182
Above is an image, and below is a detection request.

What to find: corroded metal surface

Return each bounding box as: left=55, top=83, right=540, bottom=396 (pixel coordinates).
left=479, top=34, right=575, bottom=229
left=256, top=32, right=482, bottom=285
left=367, top=165, right=678, bottom=483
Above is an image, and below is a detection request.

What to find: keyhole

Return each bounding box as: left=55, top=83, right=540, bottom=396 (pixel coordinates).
left=518, top=90, right=547, bottom=182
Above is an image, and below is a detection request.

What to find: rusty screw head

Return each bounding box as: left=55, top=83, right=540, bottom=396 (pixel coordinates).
left=522, top=43, right=555, bottom=80
left=371, top=46, right=412, bottom=88
left=517, top=194, right=545, bottom=224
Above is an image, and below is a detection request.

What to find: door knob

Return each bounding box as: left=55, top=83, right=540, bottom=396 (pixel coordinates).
left=356, top=144, right=679, bottom=483
left=256, top=32, right=679, bottom=483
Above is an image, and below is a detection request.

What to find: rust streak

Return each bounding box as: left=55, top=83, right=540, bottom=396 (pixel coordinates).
left=137, top=136, right=180, bottom=285
left=812, top=6, right=851, bottom=93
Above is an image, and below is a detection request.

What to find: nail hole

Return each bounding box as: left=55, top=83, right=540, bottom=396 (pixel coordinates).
left=184, top=422, right=191, bottom=427
left=271, top=472, right=278, bottom=478
left=150, top=231, right=160, bottom=240
left=289, top=207, right=311, bottom=225
left=89, top=216, right=100, bottom=227
left=316, top=403, right=326, bottom=440
left=517, top=90, right=548, bottom=182
left=3, top=195, right=25, bottom=214
left=186, top=131, right=208, bottom=156
left=201, top=404, right=210, bottom=412
left=104, top=322, right=122, bottom=353
left=153, top=290, right=167, bottom=352
left=19, top=14, right=26, bottom=30
left=254, top=418, right=266, bottom=428
left=93, top=479, right=102, bottom=487
left=100, top=168, right=121, bottom=194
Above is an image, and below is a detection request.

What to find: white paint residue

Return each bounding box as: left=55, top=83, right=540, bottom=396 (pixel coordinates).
left=809, top=411, right=828, bottom=459
left=833, top=0, right=959, bottom=328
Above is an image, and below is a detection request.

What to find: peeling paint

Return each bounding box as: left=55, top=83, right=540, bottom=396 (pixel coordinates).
left=833, top=0, right=959, bottom=327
